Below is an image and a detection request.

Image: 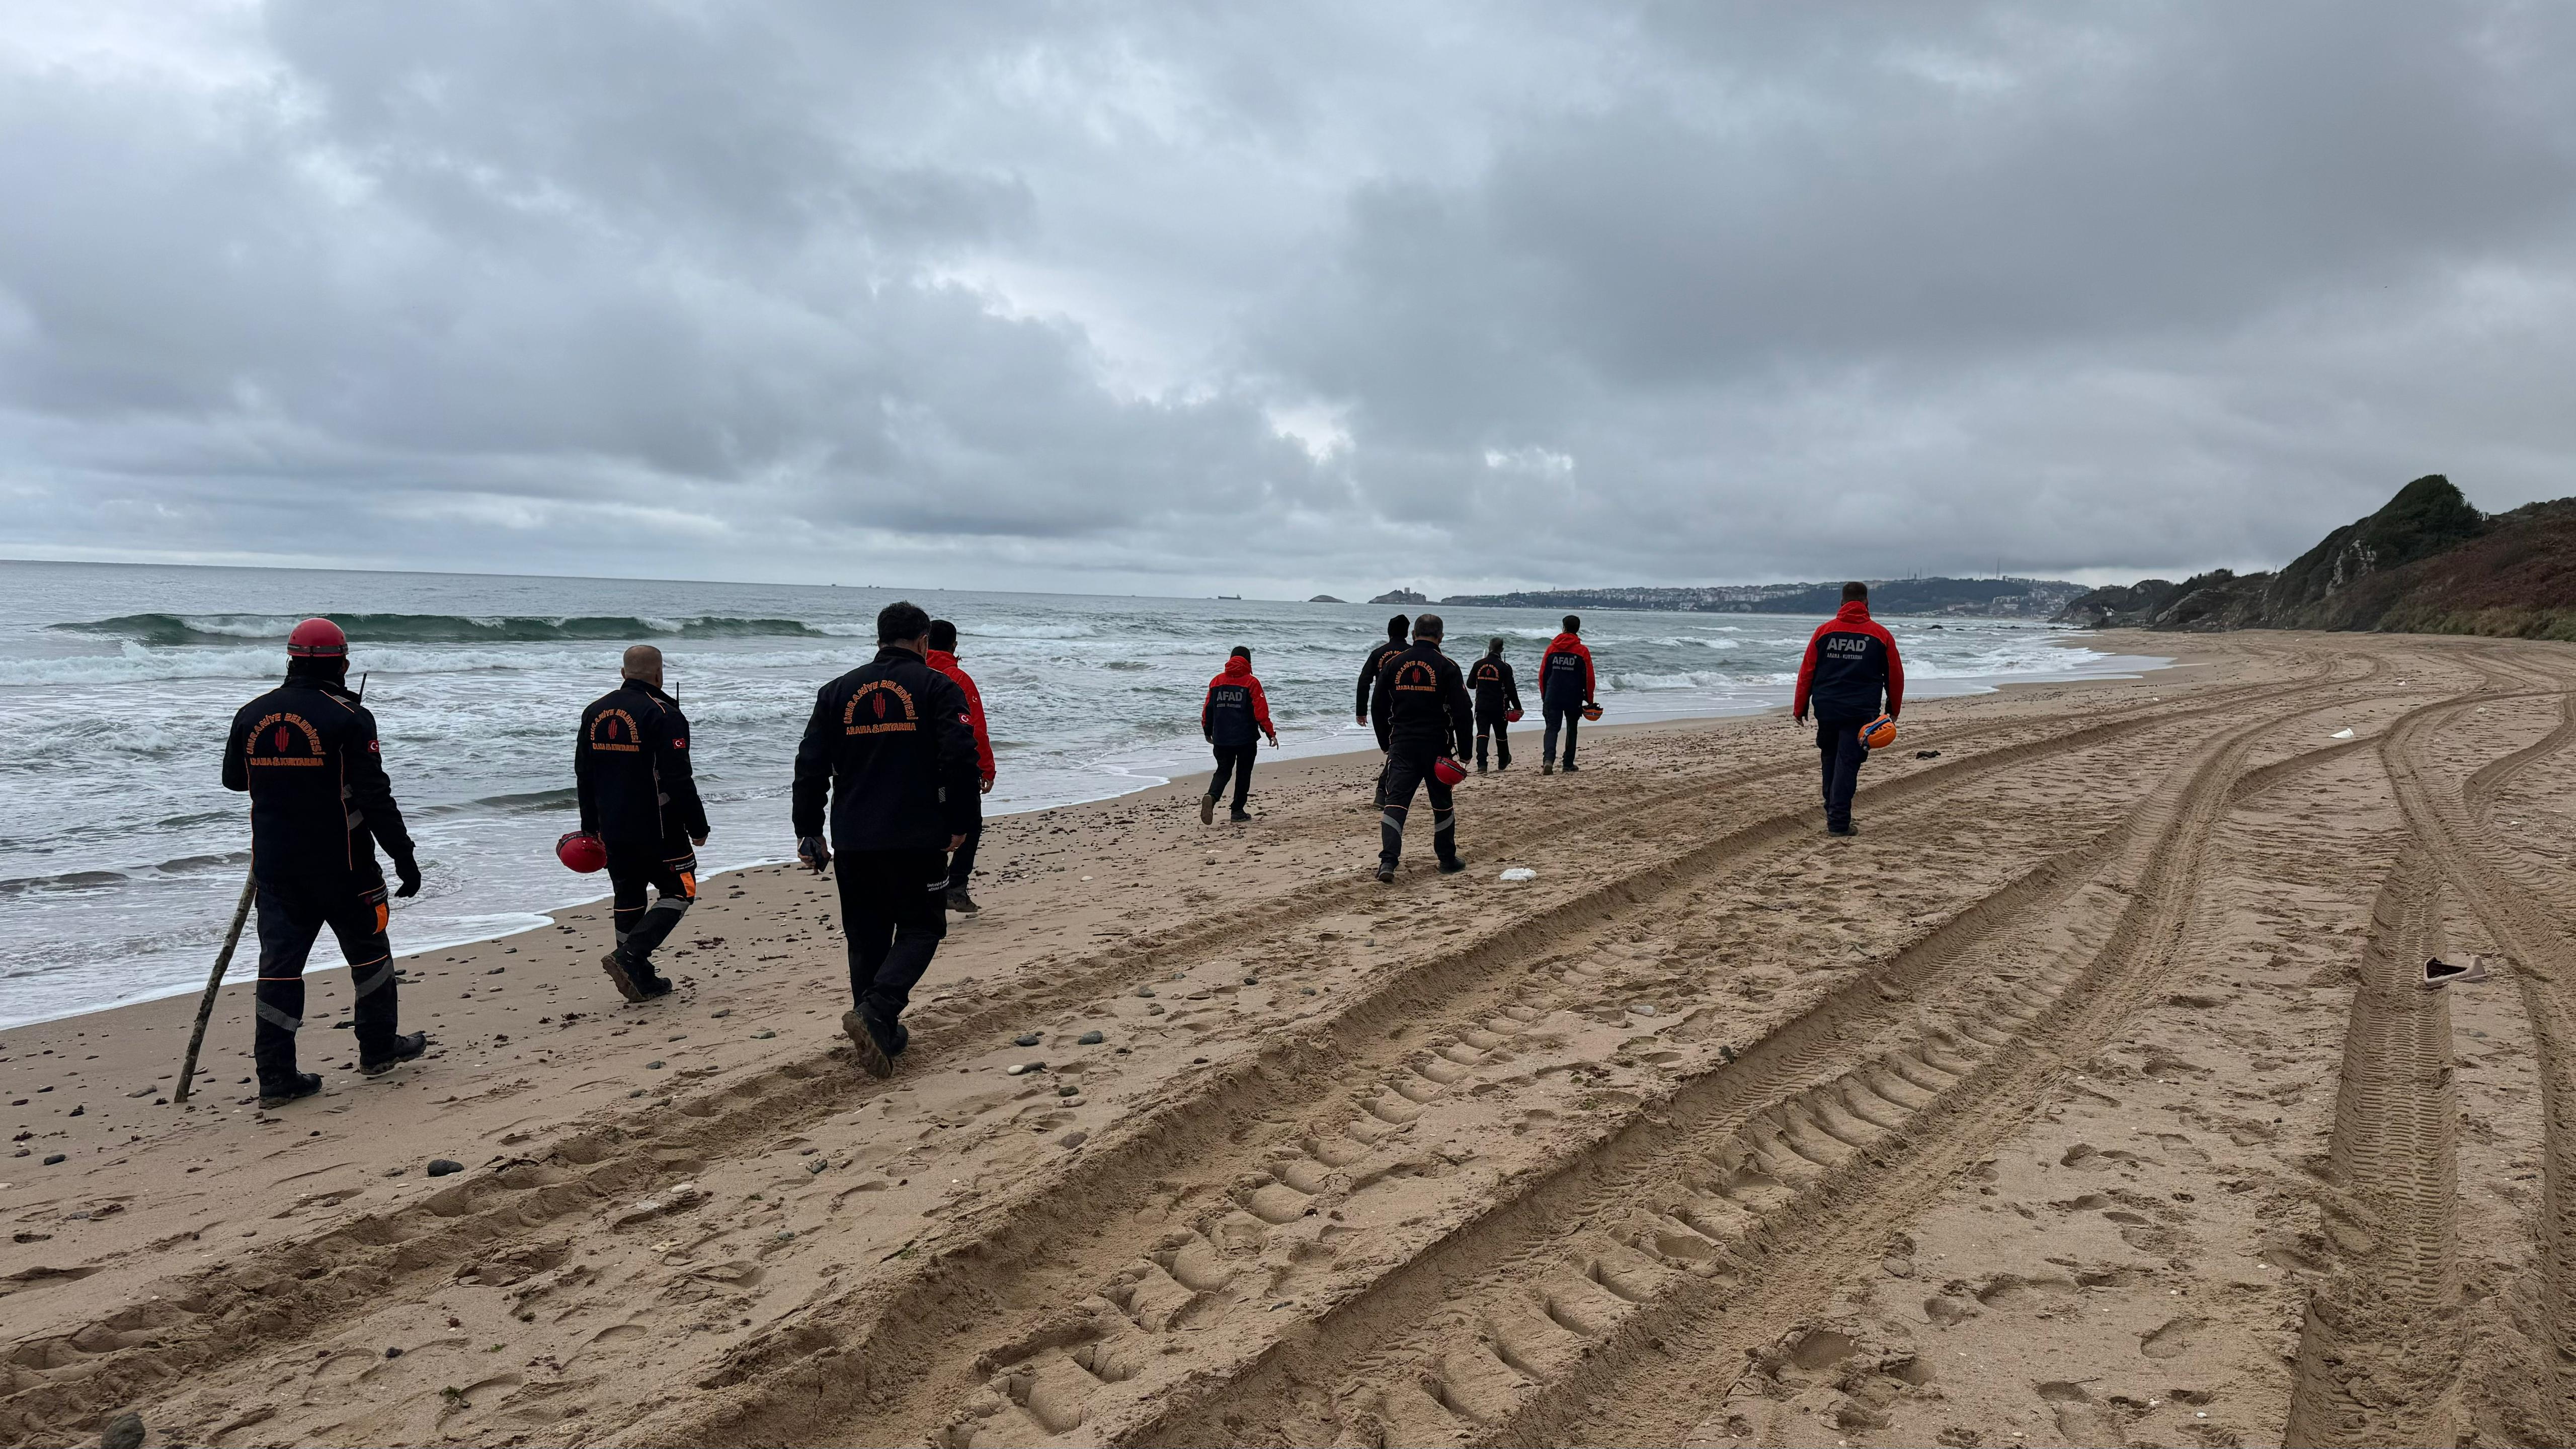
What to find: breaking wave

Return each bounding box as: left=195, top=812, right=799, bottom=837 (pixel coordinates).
left=52, top=612, right=838, bottom=647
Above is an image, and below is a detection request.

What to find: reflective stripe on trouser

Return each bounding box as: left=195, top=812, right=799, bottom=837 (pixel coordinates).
left=1475, top=714, right=1510, bottom=768
left=1377, top=751, right=1459, bottom=866
left=607, top=841, right=698, bottom=975
left=251, top=874, right=398, bottom=1089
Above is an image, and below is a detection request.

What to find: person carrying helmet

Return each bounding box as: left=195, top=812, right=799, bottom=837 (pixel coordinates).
left=1356, top=613, right=1410, bottom=808
left=1538, top=615, right=1597, bottom=774
left=791, top=600, right=981, bottom=1079
left=925, top=620, right=996, bottom=914
left=220, top=618, right=430, bottom=1108
left=576, top=644, right=708, bottom=1003
left=1792, top=581, right=1906, bottom=838
left=1369, top=613, right=1474, bottom=882
left=1200, top=646, right=1279, bottom=823
left=1469, top=636, right=1522, bottom=772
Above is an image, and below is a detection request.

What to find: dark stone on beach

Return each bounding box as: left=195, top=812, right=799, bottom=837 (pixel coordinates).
left=1243, top=976, right=1259, bottom=985
left=1014, top=1033, right=1041, bottom=1047
left=384, top=1346, right=404, bottom=1358
left=1059, top=1131, right=1088, bottom=1150
left=1134, top=988, right=1154, bottom=998
left=1077, top=1031, right=1104, bottom=1045
left=645, top=1061, right=665, bottom=1070
left=43, top=1153, right=66, bottom=1165
left=99, top=1410, right=145, bottom=1449
left=67, top=1105, right=83, bottom=1117
left=710, top=1009, right=731, bottom=1018
left=752, top=1030, right=775, bottom=1039
left=425, top=1159, right=464, bottom=1177
left=125, top=1088, right=152, bottom=1098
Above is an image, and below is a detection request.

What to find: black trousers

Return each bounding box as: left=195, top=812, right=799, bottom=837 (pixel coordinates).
left=1379, top=750, right=1458, bottom=866
left=836, top=848, right=949, bottom=1025
left=1475, top=711, right=1512, bottom=768
left=1208, top=742, right=1256, bottom=810
left=1815, top=716, right=1868, bottom=829
left=1543, top=697, right=1582, bottom=766
left=252, top=872, right=397, bottom=1088
left=945, top=795, right=984, bottom=892
left=607, top=839, right=696, bottom=978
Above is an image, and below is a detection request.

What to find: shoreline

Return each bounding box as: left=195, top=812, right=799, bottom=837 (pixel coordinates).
left=1, top=639, right=2168, bottom=1035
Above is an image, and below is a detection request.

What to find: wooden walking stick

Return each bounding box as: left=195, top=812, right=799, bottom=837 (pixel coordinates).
left=172, top=873, right=256, bottom=1104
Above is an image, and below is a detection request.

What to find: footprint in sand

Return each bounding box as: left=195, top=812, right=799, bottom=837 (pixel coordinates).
left=2139, top=1315, right=2206, bottom=1359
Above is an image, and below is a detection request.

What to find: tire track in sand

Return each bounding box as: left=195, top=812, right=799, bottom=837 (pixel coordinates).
left=2280, top=843, right=2457, bottom=1448
left=633, top=672, right=2366, bottom=1447
left=2384, top=670, right=2576, bottom=1446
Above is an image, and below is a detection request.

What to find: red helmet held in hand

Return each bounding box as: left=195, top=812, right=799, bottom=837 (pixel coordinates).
left=556, top=832, right=607, bottom=873
left=1433, top=756, right=1468, bottom=787
left=287, top=617, right=348, bottom=658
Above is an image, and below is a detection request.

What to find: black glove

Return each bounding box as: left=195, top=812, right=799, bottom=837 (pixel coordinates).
left=391, top=852, right=423, bottom=899
left=797, top=835, right=833, bottom=873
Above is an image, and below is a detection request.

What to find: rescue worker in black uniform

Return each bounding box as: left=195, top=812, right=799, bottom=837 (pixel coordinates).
left=1356, top=613, right=1410, bottom=808
left=1469, top=636, right=1522, bottom=772
left=220, top=617, right=429, bottom=1108
left=1370, top=613, right=1474, bottom=882
left=791, top=601, right=980, bottom=1079
left=576, top=643, right=708, bottom=1003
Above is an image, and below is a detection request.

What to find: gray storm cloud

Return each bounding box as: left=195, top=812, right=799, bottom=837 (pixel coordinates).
left=1, top=1, right=2571, bottom=596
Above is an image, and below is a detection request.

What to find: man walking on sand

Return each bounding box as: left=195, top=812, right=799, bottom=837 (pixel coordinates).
left=576, top=644, right=708, bottom=1003
left=1469, top=636, right=1522, bottom=772
left=1538, top=615, right=1597, bottom=774
left=1793, top=581, right=1905, bottom=838
left=792, top=601, right=981, bottom=1078
left=1370, top=613, right=1474, bottom=882
left=925, top=620, right=996, bottom=915
left=222, top=618, right=429, bottom=1109
left=1201, top=645, right=1279, bottom=823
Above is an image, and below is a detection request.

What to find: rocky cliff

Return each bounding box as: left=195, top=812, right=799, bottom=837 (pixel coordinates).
left=2058, top=475, right=2576, bottom=640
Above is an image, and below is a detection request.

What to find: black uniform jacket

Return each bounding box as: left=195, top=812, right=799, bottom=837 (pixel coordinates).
left=576, top=678, right=709, bottom=847
left=1371, top=642, right=1474, bottom=758
left=1355, top=638, right=1404, bottom=719
left=223, top=675, right=413, bottom=882
left=1468, top=656, right=1522, bottom=717
left=792, top=647, right=981, bottom=852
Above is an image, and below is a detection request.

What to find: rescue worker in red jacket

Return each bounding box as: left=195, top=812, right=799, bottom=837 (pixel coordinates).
left=1469, top=636, right=1522, bottom=772
left=1200, top=646, right=1279, bottom=823
left=220, top=618, right=430, bottom=1108
left=1792, top=582, right=1906, bottom=837
left=575, top=643, right=707, bottom=1003
left=1537, top=615, right=1597, bottom=773
left=926, top=620, right=996, bottom=914
left=1369, top=614, right=1474, bottom=881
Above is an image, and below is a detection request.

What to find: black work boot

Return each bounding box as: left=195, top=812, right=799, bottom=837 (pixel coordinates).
left=360, top=1031, right=430, bottom=1076
left=1374, top=861, right=1396, bottom=884
left=842, top=1008, right=896, bottom=1079
left=1199, top=794, right=1217, bottom=825
left=946, top=887, right=980, bottom=914
left=1229, top=807, right=1252, bottom=823
left=636, top=975, right=675, bottom=1000
left=600, top=950, right=646, bottom=1003
left=258, top=1073, right=322, bottom=1109
left=1437, top=855, right=1468, bottom=875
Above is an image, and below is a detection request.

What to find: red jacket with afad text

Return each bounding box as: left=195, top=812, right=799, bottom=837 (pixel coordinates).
left=1537, top=633, right=1594, bottom=703
left=1793, top=601, right=1905, bottom=721
left=1202, top=656, right=1278, bottom=747
left=926, top=649, right=996, bottom=782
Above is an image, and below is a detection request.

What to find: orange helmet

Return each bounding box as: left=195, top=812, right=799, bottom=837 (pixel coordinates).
left=286, top=617, right=348, bottom=658
left=1581, top=703, right=1603, bottom=722
left=1861, top=713, right=1897, bottom=751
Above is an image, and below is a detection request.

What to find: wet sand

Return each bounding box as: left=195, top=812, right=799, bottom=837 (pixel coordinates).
left=8, top=630, right=2573, bottom=1447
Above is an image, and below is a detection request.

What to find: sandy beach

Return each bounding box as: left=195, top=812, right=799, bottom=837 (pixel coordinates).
left=6, top=628, right=2574, bottom=1447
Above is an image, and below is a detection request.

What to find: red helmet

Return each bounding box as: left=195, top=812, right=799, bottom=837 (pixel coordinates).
left=1505, top=707, right=1523, bottom=723
left=1433, top=756, right=1468, bottom=786
left=556, top=832, right=607, bottom=873
left=287, top=617, right=348, bottom=658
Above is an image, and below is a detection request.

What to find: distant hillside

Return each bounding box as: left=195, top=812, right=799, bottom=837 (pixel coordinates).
left=1439, top=576, right=2084, bottom=619
left=2058, top=475, right=2576, bottom=640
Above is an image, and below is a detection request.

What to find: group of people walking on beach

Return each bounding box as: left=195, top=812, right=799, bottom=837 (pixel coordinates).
left=217, top=586, right=1901, bottom=1105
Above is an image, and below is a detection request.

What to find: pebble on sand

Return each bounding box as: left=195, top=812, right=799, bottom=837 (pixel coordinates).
left=98, top=1410, right=144, bottom=1449
left=1077, top=1030, right=1105, bottom=1045
left=1060, top=1131, right=1088, bottom=1150
left=1006, top=1062, right=1045, bottom=1076
left=1014, top=1033, right=1041, bottom=1047
left=425, top=1159, right=464, bottom=1177
left=42, top=1154, right=66, bottom=1165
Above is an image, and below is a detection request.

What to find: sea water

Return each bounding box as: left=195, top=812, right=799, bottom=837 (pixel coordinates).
left=0, top=560, right=2162, bottom=1026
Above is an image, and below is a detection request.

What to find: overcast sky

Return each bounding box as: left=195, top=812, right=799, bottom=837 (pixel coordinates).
left=3, top=3, right=2571, bottom=599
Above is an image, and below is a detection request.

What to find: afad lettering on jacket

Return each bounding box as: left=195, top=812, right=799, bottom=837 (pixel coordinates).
left=247, top=711, right=328, bottom=767
left=1393, top=660, right=1440, bottom=694
left=1823, top=633, right=1872, bottom=658
left=589, top=707, right=643, bottom=753
left=844, top=680, right=919, bottom=736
